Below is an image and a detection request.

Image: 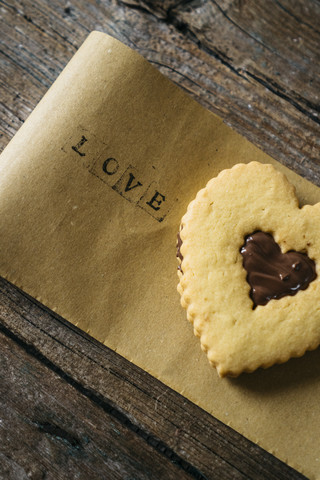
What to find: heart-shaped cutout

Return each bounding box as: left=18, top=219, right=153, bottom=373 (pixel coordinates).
left=177, top=162, right=320, bottom=377
left=240, top=231, right=316, bottom=308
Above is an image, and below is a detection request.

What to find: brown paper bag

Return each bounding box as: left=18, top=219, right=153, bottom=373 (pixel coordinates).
left=1, top=32, right=320, bottom=479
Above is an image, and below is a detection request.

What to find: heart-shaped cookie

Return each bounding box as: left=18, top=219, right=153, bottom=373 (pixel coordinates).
left=177, top=162, right=320, bottom=377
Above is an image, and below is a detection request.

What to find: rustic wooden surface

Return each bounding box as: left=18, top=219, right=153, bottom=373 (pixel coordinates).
left=1, top=0, right=319, bottom=478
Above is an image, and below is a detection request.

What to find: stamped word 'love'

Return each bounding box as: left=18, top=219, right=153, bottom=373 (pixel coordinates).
left=62, top=127, right=170, bottom=222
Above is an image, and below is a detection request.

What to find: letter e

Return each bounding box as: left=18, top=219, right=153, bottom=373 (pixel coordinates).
left=146, top=191, right=165, bottom=211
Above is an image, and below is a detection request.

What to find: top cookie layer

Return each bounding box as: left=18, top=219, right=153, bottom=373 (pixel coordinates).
left=177, top=162, right=320, bottom=377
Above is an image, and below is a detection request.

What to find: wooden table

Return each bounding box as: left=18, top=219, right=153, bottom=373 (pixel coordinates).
left=1, top=1, right=319, bottom=478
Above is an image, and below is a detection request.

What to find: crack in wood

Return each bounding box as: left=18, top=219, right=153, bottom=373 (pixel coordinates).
left=206, top=0, right=284, bottom=57
left=34, top=421, right=83, bottom=450
left=272, top=0, right=320, bottom=36
left=148, top=59, right=217, bottom=96
left=244, top=70, right=320, bottom=126
left=117, top=0, right=160, bottom=19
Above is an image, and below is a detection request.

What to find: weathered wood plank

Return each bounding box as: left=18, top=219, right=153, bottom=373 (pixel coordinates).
left=0, top=1, right=318, bottom=478
left=0, top=277, right=307, bottom=480
left=1, top=0, right=320, bottom=183
left=139, top=0, right=320, bottom=182
left=0, top=326, right=196, bottom=480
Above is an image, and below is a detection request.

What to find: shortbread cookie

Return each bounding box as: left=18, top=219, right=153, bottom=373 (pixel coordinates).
left=177, top=162, right=320, bottom=377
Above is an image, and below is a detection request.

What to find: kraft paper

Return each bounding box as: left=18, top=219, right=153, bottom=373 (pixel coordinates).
left=1, top=32, right=320, bottom=479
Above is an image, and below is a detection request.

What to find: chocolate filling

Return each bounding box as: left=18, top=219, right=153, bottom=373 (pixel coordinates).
left=176, top=229, right=316, bottom=307
left=241, top=231, right=317, bottom=308
left=176, top=231, right=183, bottom=273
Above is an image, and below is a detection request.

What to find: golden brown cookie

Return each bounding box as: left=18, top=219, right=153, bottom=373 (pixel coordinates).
left=177, top=162, right=320, bottom=377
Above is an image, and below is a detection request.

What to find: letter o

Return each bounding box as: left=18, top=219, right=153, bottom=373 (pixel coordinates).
left=102, top=158, right=119, bottom=175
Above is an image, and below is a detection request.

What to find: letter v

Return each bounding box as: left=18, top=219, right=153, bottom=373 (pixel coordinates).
left=125, top=173, right=143, bottom=192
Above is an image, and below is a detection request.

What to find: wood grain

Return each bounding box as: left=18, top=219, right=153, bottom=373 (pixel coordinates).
left=1, top=0, right=320, bottom=181
left=0, top=0, right=318, bottom=478
left=0, top=326, right=192, bottom=480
